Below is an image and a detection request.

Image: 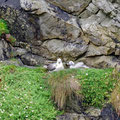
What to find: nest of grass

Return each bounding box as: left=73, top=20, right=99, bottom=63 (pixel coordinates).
left=111, top=83, right=120, bottom=116
left=111, top=69, right=120, bottom=116
left=48, top=69, right=82, bottom=110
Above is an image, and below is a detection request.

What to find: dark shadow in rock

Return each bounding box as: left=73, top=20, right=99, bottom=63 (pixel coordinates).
left=65, top=93, right=83, bottom=114
left=100, top=104, right=120, bottom=120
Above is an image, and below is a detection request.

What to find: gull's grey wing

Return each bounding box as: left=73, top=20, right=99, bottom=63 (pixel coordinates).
left=47, top=63, right=56, bottom=71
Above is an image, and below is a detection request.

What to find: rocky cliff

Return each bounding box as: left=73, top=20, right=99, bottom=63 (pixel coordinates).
left=0, top=0, right=120, bottom=68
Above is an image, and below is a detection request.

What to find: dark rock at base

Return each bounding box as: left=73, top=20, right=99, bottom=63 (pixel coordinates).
left=21, top=53, right=46, bottom=66
left=0, top=0, right=21, bottom=9
left=57, top=104, right=120, bottom=120
left=100, top=104, right=120, bottom=120
left=65, top=93, right=83, bottom=114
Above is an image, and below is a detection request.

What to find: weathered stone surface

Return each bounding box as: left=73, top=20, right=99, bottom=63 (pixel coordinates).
left=115, top=48, right=120, bottom=55
left=85, top=107, right=101, bottom=117
left=20, top=0, right=82, bottom=41
left=57, top=113, right=90, bottom=120
left=86, top=3, right=99, bottom=14
left=46, top=0, right=91, bottom=15
left=79, top=9, right=93, bottom=19
left=100, top=104, right=120, bottom=120
left=86, top=44, right=115, bottom=57
left=0, top=39, right=12, bottom=60
left=13, top=48, right=27, bottom=57
left=78, top=56, right=119, bottom=68
left=0, top=58, right=24, bottom=66
left=21, top=53, right=46, bottom=66
left=0, top=0, right=120, bottom=68
left=0, top=0, right=21, bottom=9
left=57, top=104, right=120, bottom=120
left=39, top=39, right=88, bottom=60
left=0, top=5, right=41, bottom=44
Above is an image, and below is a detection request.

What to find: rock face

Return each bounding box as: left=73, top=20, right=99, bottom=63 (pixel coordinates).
left=0, top=39, right=12, bottom=60
left=0, top=0, right=120, bottom=67
left=57, top=104, right=120, bottom=120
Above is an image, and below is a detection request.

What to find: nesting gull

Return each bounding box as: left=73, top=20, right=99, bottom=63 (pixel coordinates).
left=44, top=58, right=64, bottom=71
left=67, top=61, right=89, bottom=69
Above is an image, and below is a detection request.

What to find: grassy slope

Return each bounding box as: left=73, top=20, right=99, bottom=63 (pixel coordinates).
left=0, top=64, right=117, bottom=119
left=76, top=68, right=117, bottom=108
left=48, top=68, right=117, bottom=109
left=0, top=65, right=60, bottom=120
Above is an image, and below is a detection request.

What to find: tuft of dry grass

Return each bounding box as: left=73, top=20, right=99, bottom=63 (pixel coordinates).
left=48, top=69, right=82, bottom=110
left=111, top=70, right=120, bottom=116
left=111, top=66, right=120, bottom=80
left=111, top=84, right=120, bottom=116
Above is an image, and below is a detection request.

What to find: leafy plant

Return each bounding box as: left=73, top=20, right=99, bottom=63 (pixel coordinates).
left=0, top=65, right=61, bottom=120
left=0, top=19, right=16, bottom=44
left=76, top=68, right=117, bottom=108
left=0, top=19, right=9, bottom=36
left=6, top=34, right=16, bottom=44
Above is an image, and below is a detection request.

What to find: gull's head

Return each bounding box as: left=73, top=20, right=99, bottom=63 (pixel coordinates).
left=68, top=61, right=74, bottom=66
left=57, top=58, right=62, bottom=65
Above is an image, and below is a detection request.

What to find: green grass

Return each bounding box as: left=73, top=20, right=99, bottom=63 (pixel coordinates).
left=0, top=64, right=117, bottom=119
left=76, top=68, right=117, bottom=108
left=0, top=19, right=9, bottom=35
left=47, top=68, right=117, bottom=109
left=0, top=65, right=61, bottom=120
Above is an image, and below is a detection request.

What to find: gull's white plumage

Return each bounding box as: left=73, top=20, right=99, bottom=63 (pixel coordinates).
left=68, top=61, right=89, bottom=69
left=44, top=58, right=64, bottom=71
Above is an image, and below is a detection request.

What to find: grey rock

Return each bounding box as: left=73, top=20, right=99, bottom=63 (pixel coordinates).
left=0, top=0, right=21, bottom=9
left=85, top=107, right=101, bottom=117
left=78, top=56, right=119, bottom=68
left=40, top=39, right=88, bottom=60
left=0, top=58, right=24, bottom=66
left=13, top=47, right=27, bottom=57
left=89, top=36, right=105, bottom=46
left=92, top=0, right=114, bottom=13
left=39, top=13, right=80, bottom=41
left=86, top=44, right=115, bottom=57
left=0, top=0, right=120, bottom=68
left=56, top=113, right=89, bottom=120
left=0, top=39, right=12, bottom=60
left=115, top=48, right=120, bottom=55
left=79, top=10, right=93, bottom=19
left=0, top=6, right=41, bottom=45
left=20, top=0, right=82, bottom=41
left=46, top=0, right=91, bottom=15
left=100, top=104, right=120, bottom=120
left=21, top=53, right=46, bottom=66
left=86, top=3, right=99, bottom=14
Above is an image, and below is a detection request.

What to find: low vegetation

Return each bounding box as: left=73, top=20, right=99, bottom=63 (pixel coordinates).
left=0, top=63, right=119, bottom=119
left=0, top=64, right=60, bottom=120
left=111, top=68, right=120, bottom=116
left=48, top=68, right=117, bottom=109
left=77, top=68, right=117, bottom=108
left=111, top=83, right=120, bottom=116
left=0, top=19, right=9, bottom=35
left=0, top=19, right=16, bottom=44
left=48, top=69, right=81, bottom=110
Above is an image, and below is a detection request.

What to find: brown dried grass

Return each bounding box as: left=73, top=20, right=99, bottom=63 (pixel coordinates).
left=111, top=84, right=120, bottom=116
left=111, top=69, right=120, bottom=116
left=48, top=69, right=81, bottom=110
